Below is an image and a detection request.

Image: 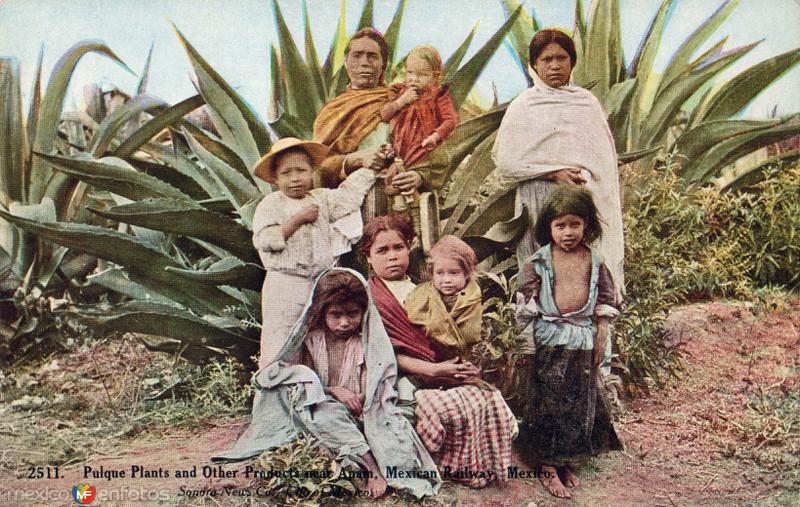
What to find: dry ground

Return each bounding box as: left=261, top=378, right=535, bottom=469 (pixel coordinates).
left=0, top=298, right=797, bottom=506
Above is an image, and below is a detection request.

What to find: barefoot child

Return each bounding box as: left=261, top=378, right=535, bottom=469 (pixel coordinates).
left=516, top=186, right=623, bottom=499
left=403, top=235, right=482, bottom=364
left=251, top=138, right=378, bottom=368
left=213, top=269, right=441, bottom=500
left=382, top=45, right=458, bottom=169
left=299, top=271, right=386, bottom=497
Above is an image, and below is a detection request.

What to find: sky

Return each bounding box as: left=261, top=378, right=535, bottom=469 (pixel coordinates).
left=0, top=0, right=798, bottom=122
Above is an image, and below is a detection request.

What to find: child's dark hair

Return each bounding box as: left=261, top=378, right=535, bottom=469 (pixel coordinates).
left=534, top=185, right=603, bottom=246
left=358, top=214, right=415, bottom=259
left=306, top=271, right=368, bottom=331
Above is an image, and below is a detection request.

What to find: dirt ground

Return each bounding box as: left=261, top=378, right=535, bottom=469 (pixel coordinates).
left=0, top=298, right=797, bottom=506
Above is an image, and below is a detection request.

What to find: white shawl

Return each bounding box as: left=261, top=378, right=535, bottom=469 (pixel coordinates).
left=492, top=70, right=625, bottom=298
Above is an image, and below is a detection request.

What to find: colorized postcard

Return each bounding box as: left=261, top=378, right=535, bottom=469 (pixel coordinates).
left=0, top=0, right=798, bottom=505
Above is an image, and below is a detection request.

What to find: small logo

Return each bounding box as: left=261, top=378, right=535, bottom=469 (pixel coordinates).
left=72, top=483, right=96, bottom=504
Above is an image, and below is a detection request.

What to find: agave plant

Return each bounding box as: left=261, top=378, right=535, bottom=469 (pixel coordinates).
left=0, top=41, right=150, bottom=354
left=500, top=0, right=800, bottom=188
left=0, top=0, right=536, bottom=364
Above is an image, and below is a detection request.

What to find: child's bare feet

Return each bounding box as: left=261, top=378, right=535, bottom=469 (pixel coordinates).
left=363, top=475, right=388, bottom=498
left=561, top=464, right=580, bottom=488
left=540, top=465, right=570, bottom=498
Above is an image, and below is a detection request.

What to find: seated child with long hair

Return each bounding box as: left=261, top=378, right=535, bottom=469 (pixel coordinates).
left=301, top=271, right=388, bottom=498
left=515, top=185, right=622, bottom=499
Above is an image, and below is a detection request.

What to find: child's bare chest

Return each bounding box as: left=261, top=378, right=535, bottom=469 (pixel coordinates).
left=551, top=253, right=591, bottom=315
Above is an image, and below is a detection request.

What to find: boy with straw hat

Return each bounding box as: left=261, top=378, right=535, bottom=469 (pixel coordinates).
left=251, top=137, right=379, bottom=368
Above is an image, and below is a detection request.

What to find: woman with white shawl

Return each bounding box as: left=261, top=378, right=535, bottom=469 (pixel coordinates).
left=492, top=28, right=624, bottom=374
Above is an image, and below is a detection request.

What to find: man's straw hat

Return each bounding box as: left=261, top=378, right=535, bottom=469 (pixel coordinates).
left=253, top=137, right=329, bottom=183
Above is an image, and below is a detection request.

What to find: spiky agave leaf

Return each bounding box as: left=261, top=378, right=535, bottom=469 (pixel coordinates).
left=657, top=0, right=739, bottom=96
left=112, top=94, right=204, bottom=158
left=35, top=153, right=193, bottom=202
left=697, top=48, right=800, bottom=123
left=29, top=40, right=134, bottom=204
left=449, top=6, right=522, bottom=109
left=573, top=0, right=624, bottom=97
left=90, top=95, right=168, bottom=157
left=73, top=300, right=257, bottom=364
left=641, top=41, right=760, bottom=147
left=714, top=149, right=800, bottom=192
left=383, top=0, right=407, bottom=78
left=87, top=198, right=258, bottom=263
left=0, top=58, right=25, bottom=206
left=270, top=0, right=323, bottom=136
left=173, top=23, right=269, bottom=166
left=443, top=23, right=479, bottom=81
left=0, top=209, right=244, bottom=316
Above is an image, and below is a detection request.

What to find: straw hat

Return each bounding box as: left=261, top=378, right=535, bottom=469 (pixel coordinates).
left=253, top=137, right=329, bottom=183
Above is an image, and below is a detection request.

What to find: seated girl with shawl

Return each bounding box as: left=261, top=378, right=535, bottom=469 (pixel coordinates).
left=213, top=269, right=441, bottom=500
left=403, top=235, right=481, bottom=363
left=362, top=215, right=516, bottom=489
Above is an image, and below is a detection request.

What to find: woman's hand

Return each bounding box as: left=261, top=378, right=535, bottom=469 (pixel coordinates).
left=328, top=386, right=364, bottom=416
left=436, top=357, right=481, bottom=381
left=547, top=168, right=586, bottom=185
left=391, top=171, right=422, bottom=195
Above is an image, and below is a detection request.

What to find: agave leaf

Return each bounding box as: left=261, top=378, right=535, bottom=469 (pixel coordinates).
left=715, top=148, right=800, bottom=192
left=383, top=0, right=407, bottom=76
left=29, top=40, right=134, bottom=204
left=87, top=198, right=257, bottom=263
left=182, top=128, right=260, bottom=210
left=173, top=24, right=269, bottom=165
left=411, top=106, right=506, bottom=189
left=179, top=122, right=254, bottom=184
left=322, top=0, right=348, bottom=82
left=269, top=44, right=287, bottom=120
left=140, top=141, right=222, bottom=198
left=112, top=94, right=204, bottom=158
left=25, top=46, right=45, bottom=170
left=271, top=0, right=323, bottom=132
left=444, top=23, right=478, bottom=81
left=303, top=0, right=326, bottom=100
left=0, top=58, right=25, bottom=206
left=574, top=0, right=624, bottom=96
left=0, top=210, right=242, bottom=316
left=442, top=132, right=497, bottom=234
left=674, top=118, right=783, bottom=162
left=601, top=78, right=638, bottom=149
left=618, top=145, right=662, bottom=165
left=356, top=0, right=374, bottom=30
left=459, top=186, right=516, bottom=238
left=658, top=0, right=739, bottom=95
left=461, top=205, right=527, bottom=262
left=449, top=6, right=522, bottom=108
left=165, top=258, right=264, bottom=291
left=73, top=301, right=256, bottom=363
left=500, top=0, right=535, bottom=86
left=627, top=0, right=674, bottom=136
left=642, top=41, right=759, bottom=147
left=328, top=65, right=351, bottom=102
left=574, top=0, right=587, bottom=50
left=700, top=48, right=800, bottom=122
left=269, top=108, right=309, bottom=139
left=86, top=266, right=174, bottom=304
left=682, top=114, right=800, bottom=184
left=90, top=94, right=167, bottom=157
left=136, top=42, right=154, bottom=96
left=36, top=153, right=192, bottom=202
